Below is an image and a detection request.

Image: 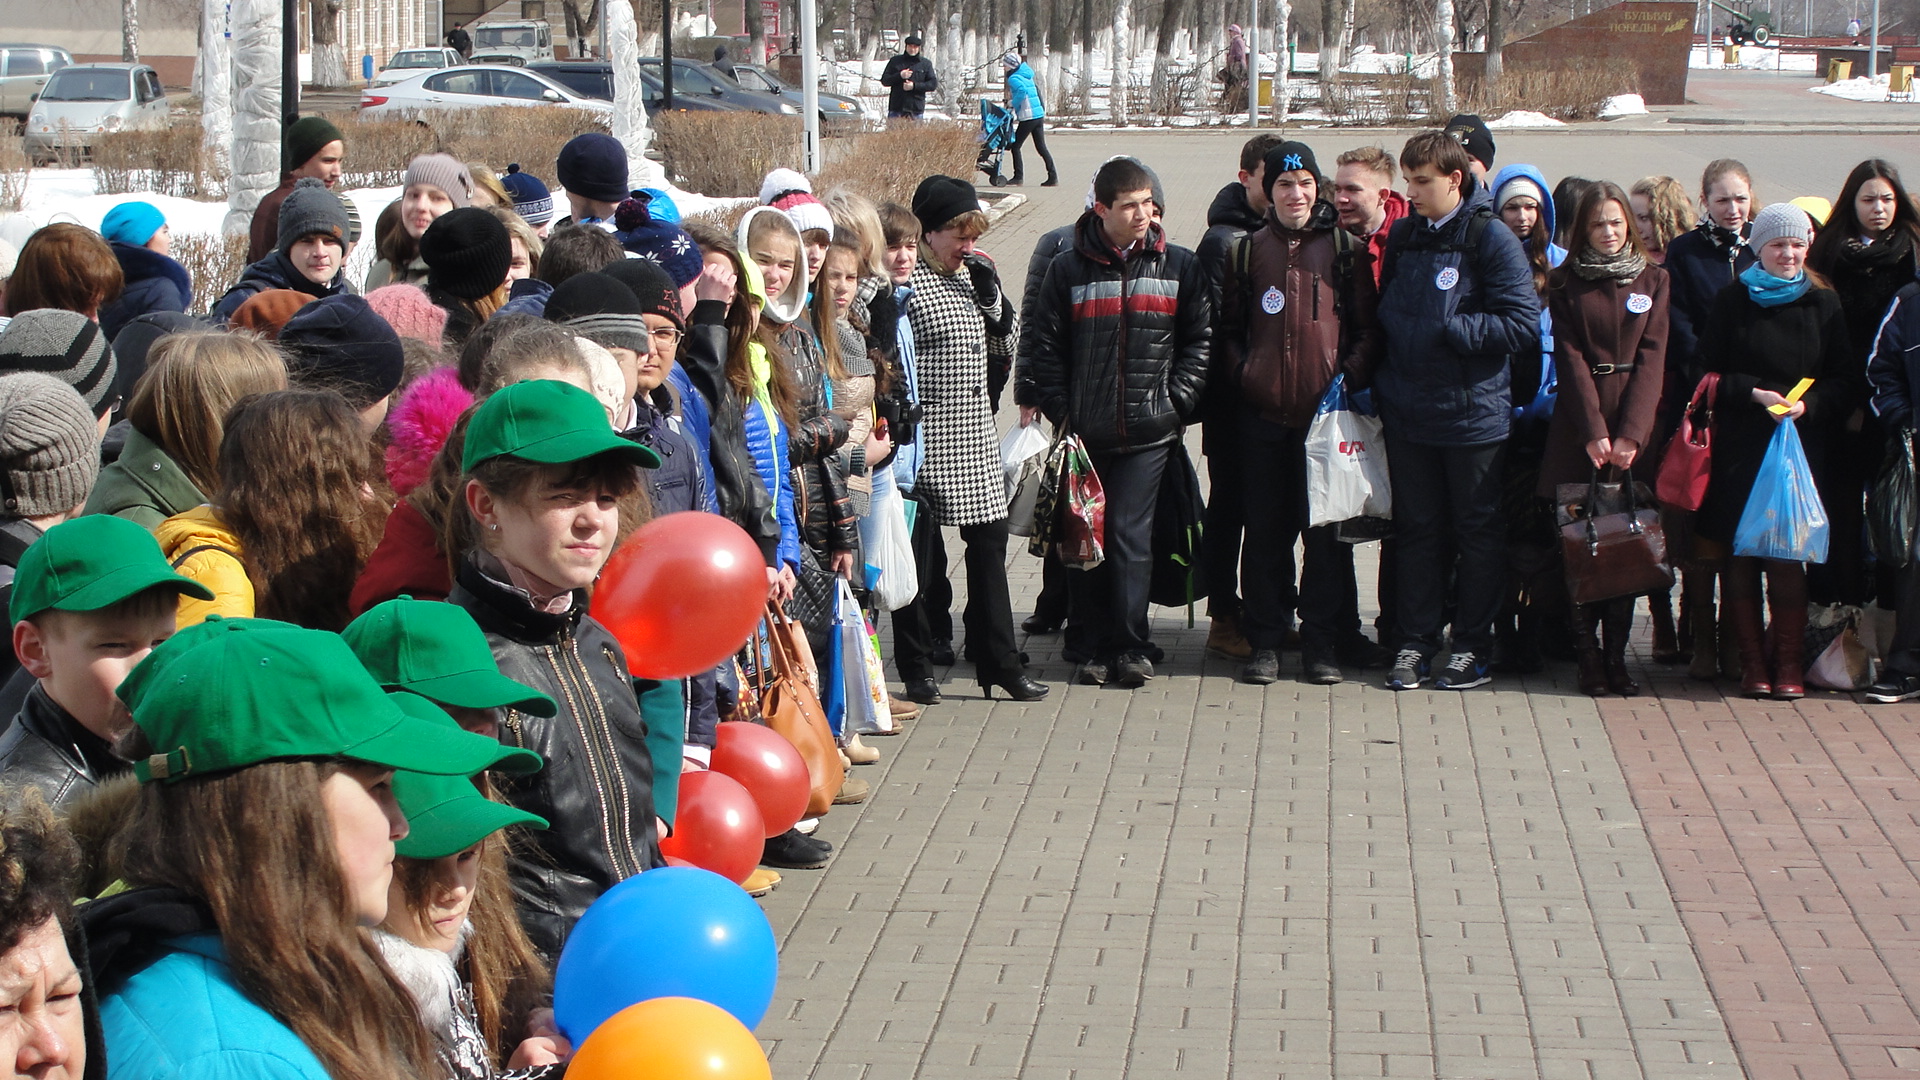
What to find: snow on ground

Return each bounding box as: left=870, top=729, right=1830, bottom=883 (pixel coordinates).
left=1810, top=73, right=1897, bottom=100
left=1488, top=110, right=1567, bottom=129
left=1600, top=93, right=1649, bottom=118
left=1689, top=44, right=1820, bottom=70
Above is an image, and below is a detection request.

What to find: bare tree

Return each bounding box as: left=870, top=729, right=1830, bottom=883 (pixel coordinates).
left=563, top=0, right=604, bottom=56
left=1436, top=0, right=1455, bottom=110
left=1111, top=0, right=1132, bottom=123
left=123, top=0, right=140, bottom=60
left=1148, top=0, right=1190, bottom=110
left=311, top=0, right=349, bottom=87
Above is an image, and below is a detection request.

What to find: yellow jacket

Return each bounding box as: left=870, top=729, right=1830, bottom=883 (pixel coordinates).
left=153, top=505, right=253, bottom=625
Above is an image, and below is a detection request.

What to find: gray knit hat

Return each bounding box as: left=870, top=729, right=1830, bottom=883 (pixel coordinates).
left=0, top=372, right=101, bottom=517
left=402, top=154, right=473, bottom=209
left=0, top=310, right=119, bottom=418
left=1748, top=202, right=1815, bottom=252
left=277, top=177, right=353, bottom=257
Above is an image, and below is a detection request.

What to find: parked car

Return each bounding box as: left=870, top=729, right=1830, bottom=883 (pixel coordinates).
left=359, top=65, right=612, bottom=117
left=0, top=44, right=73, bottom=118
left=371, top=47, right=465, bottom=87
left=637, top=58, right=798, bottom=117
left=470, top=20, right=554, bottom=64
left=525, top=61, right=746, bottom=115
left=721, top=62, right=872, bottom=130
left=22, top=63, right=167, bottom=162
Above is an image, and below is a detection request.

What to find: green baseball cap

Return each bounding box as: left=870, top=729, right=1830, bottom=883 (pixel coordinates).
left=388, top=690, right=542, bottom=775
left=460, top=379, right=660, bottom=473
left=10, top=515, right=215, bottom=624
left=343, top=597, right=557, bottom=718
left=116, top=615, right=298, bottom=714
left=128, top=622, right=539, bottom=784
left=394, top=770, right=548, bottom=860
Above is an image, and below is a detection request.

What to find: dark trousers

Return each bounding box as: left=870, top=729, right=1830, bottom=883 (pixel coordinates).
left=1065, top=446, right=1169, bottom=660
left=1201, top=435, right=1245, bottom=618
left=1010, top=118, right=1057, bottom=182
left=894, top=515, right=1021, bottom=681
left=1031, top=546, right=1070, bottom=623
left=1386, top=436, right=1507, bottom=656
left=1886, top=557, right=1920, bottom=677
left=1239, top=420, right=1360, bottom=652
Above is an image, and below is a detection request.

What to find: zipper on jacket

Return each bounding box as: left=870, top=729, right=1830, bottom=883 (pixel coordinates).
left=545, top=630, right=645, bottom=879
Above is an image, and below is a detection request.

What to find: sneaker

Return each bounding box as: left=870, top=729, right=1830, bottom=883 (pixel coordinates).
left=1867, top=673, right=1920, bottom=703
left=1434, top=651, right=1492, bottom=690
left=1241, top=649, right=1281, bottom=685
left=1076, top=660, right=1111, bottom=685
left=762, top=828, right=832, bottom=869
left=1114, top=654, right=1154, bottom=688
left=1303, top=652, right=1343, bottom=685
left=1386, top=648, right=1429, bottom=690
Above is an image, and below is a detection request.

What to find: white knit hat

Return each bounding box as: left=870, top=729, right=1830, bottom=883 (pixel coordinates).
left=1748, top=202, right=1815, bottom=252
left=759, top=168, right=835, bottom=241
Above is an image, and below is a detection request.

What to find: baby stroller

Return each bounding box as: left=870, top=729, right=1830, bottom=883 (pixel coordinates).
left=977, top=99, right=1015, bottom=186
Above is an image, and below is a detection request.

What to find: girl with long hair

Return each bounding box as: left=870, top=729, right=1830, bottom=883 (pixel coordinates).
left=1629, top=176, right=1693, bottom=264
left=420, top=208, right=513, bottom=347
left=156, top=389, right=388, bottom=630
left=370, top=155, right=474, bottom=289
left=1541, top=182, right=1672, bottom=696
left=82, top=622, right=528, bottom=1080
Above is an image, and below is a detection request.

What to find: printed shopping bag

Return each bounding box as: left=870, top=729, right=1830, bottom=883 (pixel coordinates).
left=1056, top=434, right=1106, bottom=570
left=1306, top=375, right=1392, bottom=528
left=1733, top=418, right=1830, bottom=563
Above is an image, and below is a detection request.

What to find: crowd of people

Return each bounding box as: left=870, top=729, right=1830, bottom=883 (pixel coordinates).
left=0, top=99, right=1918, bottom=1080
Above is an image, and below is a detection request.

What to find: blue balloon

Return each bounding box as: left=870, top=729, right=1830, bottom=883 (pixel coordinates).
left=553, top=866, right=778, bottom=1040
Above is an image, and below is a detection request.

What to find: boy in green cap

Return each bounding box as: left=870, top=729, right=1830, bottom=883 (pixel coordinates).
left=0, top=515, right=213, bottom=809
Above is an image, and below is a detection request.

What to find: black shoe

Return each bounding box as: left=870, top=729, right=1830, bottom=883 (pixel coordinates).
left=1303, top=652, right=1343, bottom=685
left=1386, top=648, right=1429, bottom=690
left=1335, top=634, right=1392, bottom=670
left=1867, top=673, right=1920, bottom=703
left=1041, top=177, right=1059, bottom=186
left=1008, top=176, right=1024, bottom=186
left=1022, top=614, right=1064, bottom=634
left=762, top=828, right=832, bottom=869
left=1241, top=649, right=1280, bottom=685
left=903, top=677, right=941, bottom=705
left=929, top=640, right=956, bottom=666
left=1114, top=654, right=1154, bottom=688
left=1076, top=660, right=1110, bottom=685
left=982, top=673, right=1050, bottom=700
left=1434, top=650, right=1492, bottom=690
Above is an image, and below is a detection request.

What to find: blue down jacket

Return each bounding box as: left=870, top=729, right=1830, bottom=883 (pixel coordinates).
left=1490, top=163, right=1566, bottom=433
left=1371, top=173, right=1542, bottom=447
left=99, top=243, right=192, bottom=342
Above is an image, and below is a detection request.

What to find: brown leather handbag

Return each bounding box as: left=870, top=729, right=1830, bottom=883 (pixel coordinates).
left=749, top=603, right=843, bottom=817
left=1557, top=468, right=1675, bottom=606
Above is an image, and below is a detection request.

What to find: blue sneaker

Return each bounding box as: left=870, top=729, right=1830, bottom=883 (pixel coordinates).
left=1434, top=651, right=1492, bottom=690
left=1386, top=648, right=1428, bottom=690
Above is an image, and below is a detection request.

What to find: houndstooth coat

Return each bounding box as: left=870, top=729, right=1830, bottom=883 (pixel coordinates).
left=907, top=259, right=1017, bottom=527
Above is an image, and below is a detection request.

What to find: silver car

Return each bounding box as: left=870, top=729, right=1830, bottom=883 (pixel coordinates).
left=359, top=65, right=611, bottom=118
left=372, top=47, right=466, bottom=87
left=0, top=44, right=73, bottom=118
left=22, top=63, right=168, bottom=162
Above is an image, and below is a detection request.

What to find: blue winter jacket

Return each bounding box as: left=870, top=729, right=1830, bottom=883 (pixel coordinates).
left=99, top=243, right=192, bottom=342
left=1372, top=174, right=1542, bottom=447
left=1490, top=164, right=1566, bottom=433
left=666, top=366, right=720, bottom=511
left=1868, top=276, right=1920, bottom=432
left=743, top=396, right=801, bottom=572
left=100, top=934, right=331, bottom=1080
left=1007, top=62, right=1045, bottom=121
left=1663, top=220, right=1756, bottom=385
left=891, top=283, right=924, bottom=492
left=496, top=277, right=554, bottom=318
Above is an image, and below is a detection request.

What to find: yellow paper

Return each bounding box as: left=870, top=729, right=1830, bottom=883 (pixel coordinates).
left=1769, top=377, right=1815, bottom=416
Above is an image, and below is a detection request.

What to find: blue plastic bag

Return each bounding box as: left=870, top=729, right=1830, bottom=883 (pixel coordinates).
left=1733, top=418, right=1830, bottom=563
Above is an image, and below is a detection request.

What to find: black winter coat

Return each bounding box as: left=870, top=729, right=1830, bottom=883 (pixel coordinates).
left=1662, top=222, right=1755, bottom=386
left=1870, top=276, right=1920, bottom=433
left=449, top=556, right=661, bottom=958
left=209, top=251, right=352, bottom=323
left=1013, top=222, right=1074, bottom=410
left=1695, top=283, right=1860, bottom=545
left=1813, top=229, right=1918, bottom=363
left=778, top=324, right=856, bottom=553
left=879, top=52, right=938, bottom=115
left=99, top=243, right=191, bottom=342
left=0, top=684, right=129, bottom=810
left=625, top=391, right=708, bottom=515
left=1027, top=214, right=1212, bottom=454
left=679, top=298, right=781, bottom=565
left=1371, top=178, right=1541, bottom=447
left=1194, top=181, right=1272, bottom=443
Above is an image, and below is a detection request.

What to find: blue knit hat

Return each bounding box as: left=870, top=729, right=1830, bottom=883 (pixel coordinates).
left=100, top=202, right=165, bottom=247
left=615, top=196, right=702, bottom=288
left=500, top=164, right=554, bottom=226
left=556, top=133, right=629, bottom=205
left=278, top=294, right=405, bottom=409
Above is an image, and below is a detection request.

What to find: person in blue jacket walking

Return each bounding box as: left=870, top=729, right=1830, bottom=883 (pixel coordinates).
left=1001, top=52, right=1057, bottom=188
left=1368, top=130, right=1542, bottom=692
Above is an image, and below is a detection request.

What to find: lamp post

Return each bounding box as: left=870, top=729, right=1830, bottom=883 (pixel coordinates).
left=282, top=0, right=298, bottom=127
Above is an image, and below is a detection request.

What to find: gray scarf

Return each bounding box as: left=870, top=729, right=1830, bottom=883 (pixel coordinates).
left=1571, top=244, right=1647, bottom=284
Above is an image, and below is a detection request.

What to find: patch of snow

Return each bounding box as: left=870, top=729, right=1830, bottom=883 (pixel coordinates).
left=1487, top=110, right=1567, bottom=129
left=1600, top=93, right=1649, bottom=118
left=1810, top=73, right=1893, bottom=101
left=1689, top=44, right=1818, bottom=70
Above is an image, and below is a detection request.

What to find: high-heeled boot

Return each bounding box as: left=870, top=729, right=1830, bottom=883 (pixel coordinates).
left=1601, top=598, right=1640, bottom=696
left=1571, top=603, right=1608, bottom=696
left=1649, top=590, right=1682, bottom=664
left=1686, top=572, right=1720, bottom=681
left=1769, top=590, right=1807, bottom=700
left=1723, top=596, right=1772, bottom=698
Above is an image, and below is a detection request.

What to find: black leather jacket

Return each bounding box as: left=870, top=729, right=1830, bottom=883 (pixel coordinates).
left=448, top=556, right=661, bottom=958
left=0, top=684, right=129, bottom=810
left=780, top=324, right=856, bottom=554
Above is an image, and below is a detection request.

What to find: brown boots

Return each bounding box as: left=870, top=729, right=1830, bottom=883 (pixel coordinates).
left=1769, top=591, right=1807, bottom=700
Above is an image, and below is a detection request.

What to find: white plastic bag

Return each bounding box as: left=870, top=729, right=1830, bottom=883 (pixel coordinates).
left=1306, top=375, right=1392, bottom=528
left=858, top=480, right=918, bottom=611
left=1000, top=422, right=1050, bottom=499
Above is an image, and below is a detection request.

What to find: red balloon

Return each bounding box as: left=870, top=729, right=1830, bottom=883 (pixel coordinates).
left=710, top=722, right=810, bottom=838
left=662, top=855, right=695, bottom=868
left=658, top=771, right=765, bottom=885
left=592, top=512, right=769, bottom=679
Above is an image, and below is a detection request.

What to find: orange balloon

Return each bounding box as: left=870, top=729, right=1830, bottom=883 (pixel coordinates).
left=566, top=997, right=771, bottom=1080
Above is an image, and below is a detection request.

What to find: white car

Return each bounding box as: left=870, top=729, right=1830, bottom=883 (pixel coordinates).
left=359, top=65, right=611, bottom=117
left=22, top=63, right=167, bottom=161
left=371, top=47, right=465, bottom=87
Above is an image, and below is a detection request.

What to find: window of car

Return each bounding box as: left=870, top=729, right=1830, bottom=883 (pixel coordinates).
left=735, top=68, right=776, bottom=92
left=135, top=69, right=161, bottom=103
left=37, top=68, right=130, bottom=101
left=389, top=50, right=439, bottom=68
left=647, top=61, right=722, bottom=94
left=4, top=51, right=46, bottom=78
left=537, top=66, right=610, bottom=99
left=425, top=70, right=489, bottom=95
left=494, top=70, right=551, bottom=100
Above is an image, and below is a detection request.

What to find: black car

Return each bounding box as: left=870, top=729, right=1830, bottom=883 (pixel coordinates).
left=719, top=61, right=872, bottom=130
left=636, top=57, right=799, bottom=117
left=526, top=60, right=744, bottom=114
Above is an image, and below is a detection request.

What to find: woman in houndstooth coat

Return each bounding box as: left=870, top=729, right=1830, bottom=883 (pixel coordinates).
left=892, top=175, right=1049, bottom=704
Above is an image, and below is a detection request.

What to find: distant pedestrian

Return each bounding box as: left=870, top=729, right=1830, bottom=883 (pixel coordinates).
left=1001, top=52, right=1056, bottom=187
left=447, top=21, right=473, bottom=57
left=880, top=34, right=938, bottom=118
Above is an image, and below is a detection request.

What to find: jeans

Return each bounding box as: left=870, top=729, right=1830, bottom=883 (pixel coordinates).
left=1386, top=436, right=1507, bottom=656
left=1065, top=445, right=1169, bottom=660
left=894, top=516, right=1022, bottom=681
left=1238, top=419, right=1360, bottom=652
left=1010, top=118, right=1057, bottom=182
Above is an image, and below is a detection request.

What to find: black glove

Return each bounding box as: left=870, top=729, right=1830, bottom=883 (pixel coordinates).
left=964, top=253, right=1002, bottom=313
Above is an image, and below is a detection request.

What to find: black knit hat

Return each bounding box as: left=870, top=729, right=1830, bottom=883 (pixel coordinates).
left=911, top=175, right=980, bottom=233
left=557, top=133, right=629, bottom=205
left=277, top=177, right=353, bottom=257
left=1443, top=113, right=1495, bottom=170
left=601, top=258, right=685, bottom=331
left=283, top=115, right=344, bottom=174
left=1262, top=140, right=1322, bottom=200
left=420, top=207, right=512, bottom=302
left=0, top=309, right=119, bottom=417
left=277, top=294, right=406, bottom=408
left=545, top=271, right=651, bottom=354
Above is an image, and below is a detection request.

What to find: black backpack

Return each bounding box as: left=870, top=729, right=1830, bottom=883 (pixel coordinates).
left=1376, top=204, right=1496, bottom=297
left=1148, top=442, right=1209, bottom=616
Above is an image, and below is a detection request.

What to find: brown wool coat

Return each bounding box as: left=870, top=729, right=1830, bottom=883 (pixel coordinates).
left=1537, top=262, right=1671, bottom=495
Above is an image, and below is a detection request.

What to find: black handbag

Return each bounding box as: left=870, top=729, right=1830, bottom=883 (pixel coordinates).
left=1557, top=468, right=1674, bottom=606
